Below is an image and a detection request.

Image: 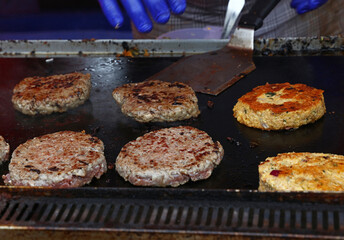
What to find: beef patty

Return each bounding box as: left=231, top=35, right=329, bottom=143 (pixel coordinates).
left=233, top=83, right=326, bottom=130
left=259, top=152, right=344, bottom=192
left=112, top=80, right=200, bottom=122
left=12, top=72, right=91, bottom=115
left=3, top=131, right=107, bottom=187
left=115, top=126, right=224, bottom=187
left=0, top=136, right=10, bottom=164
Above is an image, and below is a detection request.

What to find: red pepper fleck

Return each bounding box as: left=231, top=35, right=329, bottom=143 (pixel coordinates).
left=270, top=170, right=281, bottom=177
left=207, top=100, right=214, bottom=109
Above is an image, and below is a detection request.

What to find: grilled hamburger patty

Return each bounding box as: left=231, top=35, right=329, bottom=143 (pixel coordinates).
left=233, top=83, right=326, bottom=130
left=112, top=80, right=200, bottom=122
left=0, top=136, right=10, bottom=164
left=116, top=126, right=224, bottom=187
left=259, top=152, right=344, bottom=192
left=12, top=72, right=91, bottom=115
left=3, top=131, right=107, bottom=187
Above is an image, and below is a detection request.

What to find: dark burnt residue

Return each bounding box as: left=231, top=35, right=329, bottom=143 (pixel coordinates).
left=207, top=100, right=214, bottom=109
left=48, top=166, right=59, bottom=172
left=137, top=95, right=151, bottom=102
left=88, top=137, right=99, bottom=143
left=91, top=126, right=101, bottom=135
left=107, top=162, right=115, bottom=170
left=169, top=83, right=186, bottom=88
left=145, top=81, right=156, bottom=87
left=254, top=36, right=344, bottom=56
left=29, top=169, right=41, bottom=174
left=174, top=96, right=185, bottom=101
left=122, top=41, right=129, bottom=51
left=172, top=102, right=182, bottom=105
left=79, top=160, right=89, bottom=165
left=226, top=137, right=241, bottom=146
left=249, top=141, right=259, bottom=148
left=278, top=41, right=293, bottom=55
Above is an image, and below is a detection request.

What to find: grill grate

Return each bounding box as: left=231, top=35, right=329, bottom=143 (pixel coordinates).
left=1, top=188, right=344, bottom=238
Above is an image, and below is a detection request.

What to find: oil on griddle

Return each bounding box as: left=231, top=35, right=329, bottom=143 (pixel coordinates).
left=0, top=55, right=343, bottom=189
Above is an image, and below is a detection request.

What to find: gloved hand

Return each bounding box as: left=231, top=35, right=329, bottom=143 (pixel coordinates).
left=98, top=0, right=186, bottom=33
left=290, top=0, right=328, bottom=14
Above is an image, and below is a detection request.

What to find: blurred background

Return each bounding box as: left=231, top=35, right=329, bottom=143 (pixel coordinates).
left=0, top=0, right=133, bottom=40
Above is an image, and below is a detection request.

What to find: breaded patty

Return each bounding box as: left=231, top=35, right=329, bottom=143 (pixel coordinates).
left=112, top=80, right=200, bottom=122
left=0, top=136, right=10, bottom=164
left=259, top=152, right=344, bottom=192
left=12, top=72, right=91, bottom=115
left=3, top=131, right=107, bottom=188
left=116, top=126, right=224, bottom=187
left=233, top=83, right=326, bottom=130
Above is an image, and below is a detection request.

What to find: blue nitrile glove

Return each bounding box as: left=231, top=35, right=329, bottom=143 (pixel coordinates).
left=99, top=0, right=186, bottom=33
left=290, top=0, right=328, bottom=14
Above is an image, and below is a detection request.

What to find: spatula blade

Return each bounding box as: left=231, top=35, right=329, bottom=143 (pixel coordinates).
left=147, top=46, right=255, bottom=95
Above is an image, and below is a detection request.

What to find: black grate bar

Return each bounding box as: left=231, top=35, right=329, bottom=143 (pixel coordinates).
left=137, top=205, right=149, bottom=225
left=123, top=205, right=135, bottom=224
left=272, top=209, right=280, bottom=229
left=284, top=209, right=291, bottom=229
left=49, top=204, right=64, bottom=222
left=317, top=210, right=323, bottom=230
left=327, top=211, right=334, bottom=231
left=262, top=208, right=270, bottom=228
left=306, top=211, right=312, bottom=230
left=3, top=202, right=19, bottom=221
left=61, top=204, right=76, bottom=223
left=95, top=204, right=111, bottom=224
left=22, top=203, right=39, bottom=222
left=14, top=203, right=28, bottom=222
left=41, top=203, right=56, bottom=222
left=35, top=203, right=48, bottom=222
left=337, top=211, right=344, bottom=231
left=54, top=204, right=67, bottom=222
left=79, top=203, right=93, bottom=223
left=0, top=195, right=344, bottom=237
left=169, top=206, right=179, bottom=225
left=149, top=205, right=161, bottom=225
left=295, top=210, right=302, bottom=229
left=229, top=208, right=238, bottom=227
left=118, top=205, right=130, bottom=224
left=83, top=204, right=97, bottom=223
left=158, top=205, right=169, bottom=226
left=4, top=202, right=25, bottom=222
left=242, top=208, right=250, bottom=228
left=251, top=208, right=259, bottom=228
left=113, top=204, right=125, bottom=224
left=179, top=206, right=190, bottom=226
left=0, top=201, right=9, bottom=220
left=199, top=206, right=209, bottom=226
left=163, top=206, right=174, bottom=225
left=69, top=204, right=84, bottom=223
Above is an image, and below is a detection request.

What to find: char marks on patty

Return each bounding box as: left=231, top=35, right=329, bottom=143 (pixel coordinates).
left=112, top=80, right=200, bottom=122
left=115, top=126, right=224, bottom=187
left=12, top=72, right=91, bottom=115
left=3, top=131, right=107, bottom=188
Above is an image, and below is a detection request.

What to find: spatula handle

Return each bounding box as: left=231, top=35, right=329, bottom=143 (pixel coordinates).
left=238, top=0, right=281, bottom=30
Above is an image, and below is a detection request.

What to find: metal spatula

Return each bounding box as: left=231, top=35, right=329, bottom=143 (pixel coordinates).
left=147, top=0, right=281, bottom=95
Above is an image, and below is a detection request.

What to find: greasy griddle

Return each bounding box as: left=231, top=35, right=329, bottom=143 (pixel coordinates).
left=0, top=56, right=343, bottom=189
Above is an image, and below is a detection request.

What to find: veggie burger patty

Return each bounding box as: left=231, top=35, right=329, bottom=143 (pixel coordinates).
left=233, top=82, right=326, bottom=130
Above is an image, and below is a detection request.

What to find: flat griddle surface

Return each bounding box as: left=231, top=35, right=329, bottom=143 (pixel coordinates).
left=0, top=56, right=343, bottom=189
